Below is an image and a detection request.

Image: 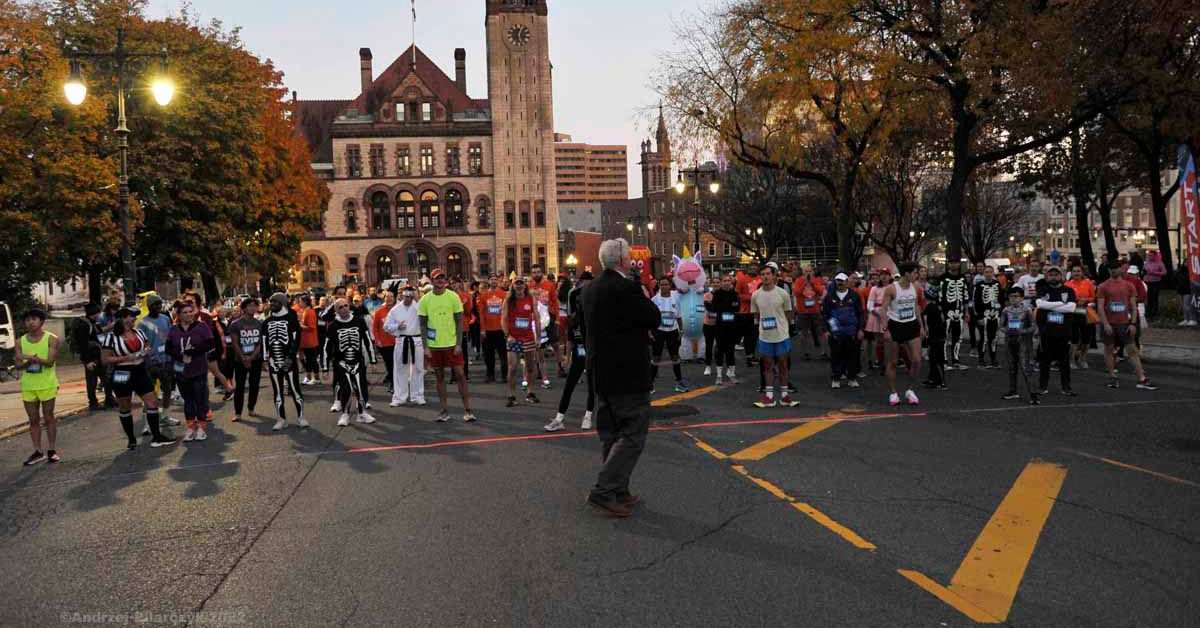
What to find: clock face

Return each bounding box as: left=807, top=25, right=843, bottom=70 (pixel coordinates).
left=507, top=25, right=531, bottom=47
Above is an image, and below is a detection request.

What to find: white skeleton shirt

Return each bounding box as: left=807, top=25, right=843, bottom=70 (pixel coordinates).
left=938, top=274, right=969, bottom=319
left=973, top=280, right=1002, bottom=320
left=327, top=314, right=376, bottom=369
left=265, top=309, right=301, bottom=371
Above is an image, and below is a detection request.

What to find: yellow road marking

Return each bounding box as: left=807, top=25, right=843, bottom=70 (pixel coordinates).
left=903, top=460, right=1067, bottom=623
left=1062, top=448, right=1200, bottom=488
left=652, top=385, right=720, bottom=407
left=897, top=569, right=1000, bottom=624
left=683, top=432, right=727, bottom=460
left=729, top=465, right=876, bottom=551
left=730, top=419, right=842, bottom=460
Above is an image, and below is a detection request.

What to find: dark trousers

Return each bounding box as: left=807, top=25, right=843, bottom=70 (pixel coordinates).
left=715, top=326, right=738, bottom=368
left=1007, top=337, right=1033, bottom=393
left=483, top=330, right=508, bottom=381
left=650, top=329, right=682, bottom=383
left=468, top=322, right=481, bottom=353
left=591, top=391, right=651, bottom=502
left=303, top=348, right=319, bottom=376
left=85, top=363, right=106, bottom=406
left=738, top=313, right=758, bottom=363
left=829, top=334, right=861, bottom=380
left=178, top=375, right=210, bottom=421
left=557, top=346, right=594, bottom=414
left=1146, top=281, right=1161, bottom=319
left=233, top=359, right=262, bottom=416
left=703, top=325, right=717, bottom=365
left=379, top=345, right=394, bottom=388
left=1039, top=335, right=1072, bottom=391
left=927, top=336, right=946, bottom=385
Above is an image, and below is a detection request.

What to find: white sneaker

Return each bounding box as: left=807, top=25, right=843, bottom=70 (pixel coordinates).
left=725, top=366, right=735, bottom=379
left=715, top=376, right=724, bottom=386
left=389, top=400, right=404, bottom=407
left=905, top=389, right=920, bottom=405
left=272, top=419, right=286, bottom=431
left=330, top=400, right=342, bottom=413
left=297, top=417, right=310, bottom=429
left=544, top=413, right=565, bottom=432
left=847, top=379, right=860, bottom=388
left=164, top=415, right=181, bottom=426
left=411, top=399, right=427, bottom=406
left=888, top=392, right=900, bottom=406
left=195, top=427, right=207, bottom=441
left=171, top=390, right=183, bottom=402
left=300, top=377, right=310, bottom=386
left=581, top=411, right=593, bottom=430
left=703, top=366, right=712, bottom=376
left=831, top=380, right=841, bottom=389
left=364, top=401, right=372, bottom=410
left=541, top=379, right=551, bottom=389
left=141, top=423, right=152, bottom=436
left=337, top=413, right=350, bottom=427
left=356, top=412, right=376, bottom=424
left=183, top=428, right=196, bottom=442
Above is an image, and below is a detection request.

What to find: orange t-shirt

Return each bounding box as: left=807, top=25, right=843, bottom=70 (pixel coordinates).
left=1065, top=278, right=1095, bottom=307
left=298, top=308, right=318, bottom=349
left=371, top=305, right=395, bottom=348
left=480, top=288, right=508, bottom=332
left=792, top=277, right=826, bottom=314
left=528, top=278, right=560, bottom=317
left=735, top=276, right=759, bottom=314
left=458, top=291, right=476, bottom=328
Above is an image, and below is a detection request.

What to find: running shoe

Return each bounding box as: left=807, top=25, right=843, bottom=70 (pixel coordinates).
left=904, top=389, right=920, bottom=405
left=150, top=437, right=177, bottom=448
left=1106, top=378, right=1119, bottom=389
left=356, top=412, right=376, bottom=424
left=888, top=392, right=901, bottom=406
left=364, top=401, right=372, bottom=410
left=142, top=423, right=152, bottom=436
left=463, top=413, right=477, bottom=423
left=541, top=379, right=552, bottom=389
left=673, top=381, right=691, bottom=393
left=23, top=451, right=44, bottom=466
left=581, top=411, right=593, bottom=430
left=330, top=400, right=342, bottom=413
left=273, top=419, right=286, bottom=431
left=753, top=395, right=777, bottom=408
left=232, top=415, right=241, bottom=423
left=1136, top=379, right=1158, bottom=391
left=831, top=379, right=841, bottom=389
left=521, top=380, right=529, bottom=390
left=703, top=366, right=712, bottom=376
left=847, top=379, right=860, bottom=388
left=46, top=450, right=60, bottom=464
left=506, top=396, right=518, bottom=408
left=544, top=414, right=565, bottom=432
left=435, top=412, right=450, bottom=423
left=337, top=413, right=350, bottom=427
left=164, top=415, right=181, bottom=426
left=1061, top=389, right=1078, bottom=397
left=778, top=395, right=799, bottom=407
left=194, top=427, right=208, bottom=441
left=298, top=417, right=309, bottom=429
left=183, top=428, right=196, bottom=442
left=411, top=399, right=427, bottom=406
left=526, top=393, right=541, bottom=404
left=389, top=400, right=405, bottom=408
left=1002, top=392, right=1020, bottom=400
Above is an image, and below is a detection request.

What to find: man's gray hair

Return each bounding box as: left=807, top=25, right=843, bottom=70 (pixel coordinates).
left=598, top=238, right=630, bottom=271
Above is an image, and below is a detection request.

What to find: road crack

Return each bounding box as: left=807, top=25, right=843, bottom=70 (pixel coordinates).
left=591, top=507, right=755, bottom=577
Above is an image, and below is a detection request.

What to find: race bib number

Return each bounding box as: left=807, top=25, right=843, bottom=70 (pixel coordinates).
left=1109, top=302, right=1126, bottom=313
left=761, top=317, right=778, bottom=331
left=661, top=313, right=677, bottom=328
left=576, top=345, right=586, bottom=358
left=1047, top=312, right=1065, bottom=324
left=1008, top=319, right=1022, bottom=331
left=720, top=313, right=736, bottom=323
left=804, top=299, right=815, bottom=307
left=695, top=304, right=707, bottom=313
left=515, top=318, right=531, bottom=330
left=112, top=370, right=131, bottom=384
left=241, top=340, right=257, bottom=354
left=425, top=328, right=438, bottom=341
left=26, top=363, right=42, bottom=374
left=828, top=318, right=839, bottom=333
left=173, top=361, right=186, bottom=374
left=157, top=345, right=166, bottom=353
left=487, top=303, right=502, bottom=315
left=898, top=306, right=915, bottom=320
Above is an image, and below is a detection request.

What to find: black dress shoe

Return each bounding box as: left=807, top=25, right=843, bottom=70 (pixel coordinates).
left=587, top=496, right=632, bottom=518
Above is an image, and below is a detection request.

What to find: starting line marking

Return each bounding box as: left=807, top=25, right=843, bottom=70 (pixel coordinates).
left=1060, top=448, right=1200, bottom=489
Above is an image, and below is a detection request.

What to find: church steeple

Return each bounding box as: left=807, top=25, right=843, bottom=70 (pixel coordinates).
left=655, top=103, right=671, bottom=160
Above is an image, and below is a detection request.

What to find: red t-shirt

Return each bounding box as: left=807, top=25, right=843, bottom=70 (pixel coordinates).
left=505, top=295, right=537, bottom=343
left=735, top=276, right=760, bottom=314
left=480, top=289, right=507, bottom=332
left=1097, top=279, right=1137, bottom=325
left=792, top=277, right=826, bottom=314
left=1123, top=275, right=1147, bottom=303
left=458, top=291, right=476, bottom=328
left=528, top=278, right=560, bottom=318
left=371, top=306, right=394, bottom=348
left=299, top=308, right=319, bottom=349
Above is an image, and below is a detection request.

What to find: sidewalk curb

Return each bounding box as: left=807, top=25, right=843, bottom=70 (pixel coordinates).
left=0, top=404, right=91, bottom=442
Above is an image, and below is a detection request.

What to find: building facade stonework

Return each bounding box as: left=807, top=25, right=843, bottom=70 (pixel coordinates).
left=292, top=0, right=559, bottom=290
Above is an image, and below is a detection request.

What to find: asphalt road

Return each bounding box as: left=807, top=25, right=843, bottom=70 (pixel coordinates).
left=1, top=347, right=1197, bottom=627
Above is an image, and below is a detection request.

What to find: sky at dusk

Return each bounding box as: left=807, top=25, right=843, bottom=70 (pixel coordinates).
left=152, top=0, right=707, bottom=198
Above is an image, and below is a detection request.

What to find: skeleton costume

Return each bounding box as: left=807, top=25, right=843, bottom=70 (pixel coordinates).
left=327, top=310, right=377, bottom=420
left=265, top=293, right=306, bottom=429
left=972, top=279, right=1003, bottom=367
left=938, top=271, right=970, bottom=367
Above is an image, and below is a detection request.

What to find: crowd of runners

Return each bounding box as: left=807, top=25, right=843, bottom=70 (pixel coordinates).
left=12, top=245, right=1166, bottom=466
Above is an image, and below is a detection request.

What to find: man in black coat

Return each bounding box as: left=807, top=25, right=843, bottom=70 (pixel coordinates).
left=580, top=238, right=661, bottom=517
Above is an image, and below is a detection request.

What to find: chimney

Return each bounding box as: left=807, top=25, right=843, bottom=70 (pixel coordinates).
left=359, top=48, right=373, bottom=99
left=454, top=48, right=467, bottom=93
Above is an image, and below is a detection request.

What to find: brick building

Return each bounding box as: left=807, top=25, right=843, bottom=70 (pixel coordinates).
left=291, top=0, right=560, bottom=289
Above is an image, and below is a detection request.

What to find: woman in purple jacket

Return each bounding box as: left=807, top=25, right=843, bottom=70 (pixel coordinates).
left=167, top=301, right=215, bottom=442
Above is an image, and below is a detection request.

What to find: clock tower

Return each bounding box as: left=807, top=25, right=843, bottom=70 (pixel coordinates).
left=486, top=0, right=558, bottom=275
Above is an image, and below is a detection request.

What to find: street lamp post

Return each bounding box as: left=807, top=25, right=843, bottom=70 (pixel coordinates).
left=675, top=167, right=720, bottom=256
left=65, top=28, right=174, bottom=305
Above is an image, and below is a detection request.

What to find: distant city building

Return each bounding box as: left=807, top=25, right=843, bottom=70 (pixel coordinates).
left=291, top=0, right=559, bottom=288
left=554, top=134, right=627, bottom=204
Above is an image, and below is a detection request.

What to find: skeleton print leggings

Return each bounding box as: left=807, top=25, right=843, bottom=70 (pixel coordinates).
left=945, top=311, right=965, bottom=365
left=269, top=358, right=305, bottom=421
left=334, top=360, right=370, bottom=412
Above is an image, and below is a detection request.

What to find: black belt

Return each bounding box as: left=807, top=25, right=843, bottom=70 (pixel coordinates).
left=400, top=336, right=418, bottom=364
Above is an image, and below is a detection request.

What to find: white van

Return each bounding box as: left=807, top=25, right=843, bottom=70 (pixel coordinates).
left=0, top=301, right=14, bottom=350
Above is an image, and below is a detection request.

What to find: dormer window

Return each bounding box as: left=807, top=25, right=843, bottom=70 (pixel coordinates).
left=395, top=102, right=406, bottom=122
left=421, top=102, right=433, bottom=122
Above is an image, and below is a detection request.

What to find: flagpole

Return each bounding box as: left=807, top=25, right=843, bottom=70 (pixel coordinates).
left=411, top=0, right=417, bottom=69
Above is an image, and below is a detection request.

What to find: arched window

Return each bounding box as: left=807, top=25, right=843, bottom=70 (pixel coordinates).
left=477, top=198, right=491, bottom=229
left=420, top=190, right=440, bottom=229
left=446, top=251, right=464, bottom=279
left=302, top=254, right=326, bottom=285
left=344, top=200, right=358, bottom=233
left=376, top=253, right=394, bottom=281
left=407, top=246, right=432, bottom=275
left=370, top=191, right=390, bottom=231
left=397, top=191, right=416, bottom=229
left=446, top=189, right=465, bottom=228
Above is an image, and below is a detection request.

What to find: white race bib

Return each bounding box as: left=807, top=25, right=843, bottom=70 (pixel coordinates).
left=761, top=317, right=778, bottom=331
left=1047, top=312, right=1065, bottom=324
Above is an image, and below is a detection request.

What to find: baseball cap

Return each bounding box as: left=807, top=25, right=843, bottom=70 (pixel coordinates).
left=1127, top=265, right=1140, bottom=274
left=430, top=268, right=446, bottom=280
left=834, top=272, right=849, bottom=281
